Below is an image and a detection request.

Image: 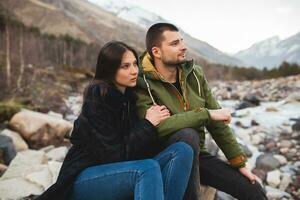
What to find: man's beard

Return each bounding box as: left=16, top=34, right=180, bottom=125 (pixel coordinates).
left=162, top=57, right=186, bottom=68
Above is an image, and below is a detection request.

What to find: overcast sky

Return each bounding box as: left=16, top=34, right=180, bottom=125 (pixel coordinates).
left=127, top=0, right=300, bottom=54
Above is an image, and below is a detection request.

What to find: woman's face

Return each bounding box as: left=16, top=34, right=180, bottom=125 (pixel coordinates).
left=114, top=50, right=139, bottom=92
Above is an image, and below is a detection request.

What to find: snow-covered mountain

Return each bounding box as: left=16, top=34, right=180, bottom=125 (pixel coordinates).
left=235, top=32, right=300, bottom=69
left=87, top=0, right=244, bottom=66
left=87, top=0, right=165, bottom=28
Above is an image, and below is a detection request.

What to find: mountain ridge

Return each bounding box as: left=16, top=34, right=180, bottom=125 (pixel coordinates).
left=235, top=32, right=300, bottom=68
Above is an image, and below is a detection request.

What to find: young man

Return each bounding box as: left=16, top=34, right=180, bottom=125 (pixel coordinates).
left=135, top=23, right=267, bottom=200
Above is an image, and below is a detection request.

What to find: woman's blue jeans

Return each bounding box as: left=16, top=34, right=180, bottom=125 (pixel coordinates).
left=72, top=142, right=193, bottom=200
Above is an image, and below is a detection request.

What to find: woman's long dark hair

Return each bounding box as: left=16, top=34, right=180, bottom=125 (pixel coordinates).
left=83, top=41, right=138, bottom=101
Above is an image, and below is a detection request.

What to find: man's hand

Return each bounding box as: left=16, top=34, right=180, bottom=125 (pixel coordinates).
left=239, top=167, right=256, bottom=184
left=208, top=108, right=232, bottom=124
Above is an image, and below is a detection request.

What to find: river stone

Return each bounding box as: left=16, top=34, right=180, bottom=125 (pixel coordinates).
left=256, top=153, right=280, bottom=172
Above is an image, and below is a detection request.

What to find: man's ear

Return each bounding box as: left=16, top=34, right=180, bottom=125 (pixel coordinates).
left=152, top=47, right=161, bottom=59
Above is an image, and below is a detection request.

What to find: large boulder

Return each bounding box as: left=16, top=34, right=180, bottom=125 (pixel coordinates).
left=0, top=150, right=62, bottom=199
left=284, top=93, right=300, bottom=103
left=0, top=150, right=48, bottom=180
left=273, top=154, right=287, bottom=165
left=265, top=186, right=291, bottom=199
left=291, top=118, right=300, bottom=132
left=279, top=173, right=291, bottom=191
left=266, top=170, right=281, bottom=188
left=256, top=153, right=281, bottom=172
left=235, top=101, right=256, bottom=110
left=45, top=146, right=68, bottom=162
left=0, top=135, right=17, bottom=165
left=236, top=95, right=261, bottom=110
left=9, top=109, right=73, bottom=149
left=1, top=129, right=28, bottom=151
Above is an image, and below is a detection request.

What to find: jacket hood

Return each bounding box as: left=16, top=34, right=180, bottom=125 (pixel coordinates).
left=138, top=51, right=202, bottom=105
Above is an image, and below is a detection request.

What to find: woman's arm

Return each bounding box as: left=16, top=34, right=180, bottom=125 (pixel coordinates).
left=72, top=85, right=159, bottom=162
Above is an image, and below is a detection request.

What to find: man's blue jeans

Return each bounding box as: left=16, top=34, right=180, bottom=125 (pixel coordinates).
left=72, top=142, right=193, bottom=200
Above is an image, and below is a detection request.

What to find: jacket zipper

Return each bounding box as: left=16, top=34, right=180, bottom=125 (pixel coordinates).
left=121, top=101, right=131, bottom=160
left=155, top=72, right=187, bottom=111
left=127, top=101, right=132, bottom=127
left=122, top=105, right=125, bottom=121
left=154, top=67, right=192, bottom=111
left=168, top=83, right=187, bottom=110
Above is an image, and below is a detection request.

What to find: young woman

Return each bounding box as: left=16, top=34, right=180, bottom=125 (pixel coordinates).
left=37, top=41, right=193, bottom=200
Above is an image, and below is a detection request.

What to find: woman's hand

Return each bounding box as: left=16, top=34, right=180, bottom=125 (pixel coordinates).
left=145, top=105, right=170, bottom=126
left=239, top=167, right=257, bottom=184
left=208, top=108, right=232, bottom=124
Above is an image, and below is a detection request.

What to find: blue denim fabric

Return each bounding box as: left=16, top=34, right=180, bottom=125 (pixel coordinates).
left=72, top=142, right=193, bottom=200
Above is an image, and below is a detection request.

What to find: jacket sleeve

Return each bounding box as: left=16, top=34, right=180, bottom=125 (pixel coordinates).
left=134, top=87, right=211, bottom=138
left=196, top=67, right=247, bottom=168
left=75, top=87, right=157, bottom=162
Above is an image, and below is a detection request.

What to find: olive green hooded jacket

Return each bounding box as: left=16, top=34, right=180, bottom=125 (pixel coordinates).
left=134, top=52, right=247, bottom=167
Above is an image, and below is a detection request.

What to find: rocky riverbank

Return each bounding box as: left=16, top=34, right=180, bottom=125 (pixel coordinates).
left=218, top=100, right=300, bottom=200
left=211, top=75, right=300, bottom=102
left=0, top=75, right=299, bottom=199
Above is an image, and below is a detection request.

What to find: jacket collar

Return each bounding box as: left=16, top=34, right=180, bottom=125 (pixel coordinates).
left=105, top=86, right=132, bottom=109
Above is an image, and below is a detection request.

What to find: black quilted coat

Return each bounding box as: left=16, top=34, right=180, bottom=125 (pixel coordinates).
left=36, top=84, right=157, bottom=200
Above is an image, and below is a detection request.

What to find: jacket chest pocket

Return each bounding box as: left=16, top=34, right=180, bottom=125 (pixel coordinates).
left=197, top=97, right=205, bottom=107
left=187, top=88, right=206, bottom=109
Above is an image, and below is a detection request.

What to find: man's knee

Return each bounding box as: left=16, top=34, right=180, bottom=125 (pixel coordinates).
left=169, top=128, right=200, bottom=152
left=241, top=182, right=267, bottom=200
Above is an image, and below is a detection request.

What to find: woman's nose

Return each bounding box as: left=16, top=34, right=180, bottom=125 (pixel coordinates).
left=130, top=65, right=138, bottom=74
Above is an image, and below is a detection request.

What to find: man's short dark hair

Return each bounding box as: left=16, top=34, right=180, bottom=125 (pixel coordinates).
left=146, top=23, right=179, bottom=59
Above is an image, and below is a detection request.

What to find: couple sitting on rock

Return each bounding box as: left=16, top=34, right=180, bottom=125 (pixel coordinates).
left=37, top=23, right=267, bottom=200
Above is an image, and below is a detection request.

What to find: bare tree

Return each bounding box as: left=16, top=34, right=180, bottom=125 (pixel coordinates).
left=17, top=26, right=24, bottom=90
left=5, top=22, right=11, bottom=88
left=63, top=41, right=67, bottom=65
left=69, top=44, right=73, bottom=67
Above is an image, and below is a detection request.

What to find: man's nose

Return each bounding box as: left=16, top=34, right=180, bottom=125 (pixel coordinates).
left=181, top=41, right=187, bottom=51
